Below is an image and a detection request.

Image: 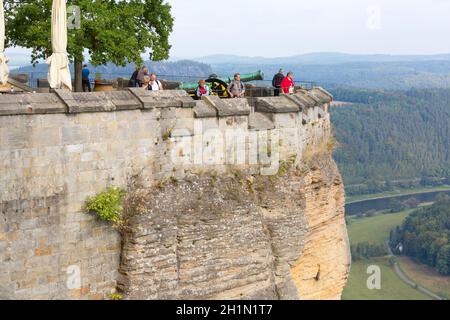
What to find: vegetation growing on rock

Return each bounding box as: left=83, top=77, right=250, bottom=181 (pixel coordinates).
left=85, top=187, right=127, bottom=224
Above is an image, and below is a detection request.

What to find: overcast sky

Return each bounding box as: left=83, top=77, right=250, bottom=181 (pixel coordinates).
left=168, top=0, right=450, bottom=58
left=5, top=0, right=450, bottom=65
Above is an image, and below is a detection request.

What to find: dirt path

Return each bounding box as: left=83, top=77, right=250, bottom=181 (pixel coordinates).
left=385, top=241, right=444, bottom=300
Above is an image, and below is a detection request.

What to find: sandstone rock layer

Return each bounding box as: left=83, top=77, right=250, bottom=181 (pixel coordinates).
left=118, top=155, right=350, bottom=300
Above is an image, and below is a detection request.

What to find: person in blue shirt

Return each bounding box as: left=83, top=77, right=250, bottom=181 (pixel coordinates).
left=82, top=65, right=91, bottom=92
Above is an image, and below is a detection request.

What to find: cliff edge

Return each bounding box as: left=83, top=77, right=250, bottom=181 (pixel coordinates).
left=118, top=148, right=349, bottom=300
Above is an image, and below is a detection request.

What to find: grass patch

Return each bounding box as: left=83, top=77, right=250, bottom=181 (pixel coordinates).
left=347, top=210, right=412, bottom=246
left=344, top=209, right=431, bottom=300
left=342, top=257, right=431, bottom=300
left=398, top=256, right=450, bottom=300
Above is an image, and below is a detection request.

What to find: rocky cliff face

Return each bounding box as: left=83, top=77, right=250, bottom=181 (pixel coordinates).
left=117, top=145, right=350, bottom=300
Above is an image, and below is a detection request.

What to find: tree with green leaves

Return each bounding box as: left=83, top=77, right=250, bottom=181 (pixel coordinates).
left=392, top=197, right=450, bottom=275
left=436, top=245, right=450, bottom=275
left=3, top=0, right=174, bottom=91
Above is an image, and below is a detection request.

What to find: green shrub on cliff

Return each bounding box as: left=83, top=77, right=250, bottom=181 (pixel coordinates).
left=85, top=187, right=126, bottom=223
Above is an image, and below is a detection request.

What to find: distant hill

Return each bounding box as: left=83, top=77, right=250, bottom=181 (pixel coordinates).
left=195, top=52, right=450, bottom=89
left=207, top=60, right=450, bottom=90
left=11, top=52, right=450, bottom=90
left=196, top=52, right=450, bottom=66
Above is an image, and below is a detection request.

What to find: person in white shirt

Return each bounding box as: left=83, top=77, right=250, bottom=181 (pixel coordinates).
left=148, top=73, right=163, bottom=91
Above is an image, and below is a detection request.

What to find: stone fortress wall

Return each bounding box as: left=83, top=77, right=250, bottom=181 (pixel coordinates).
left=0, top=88, right=349, bottom=299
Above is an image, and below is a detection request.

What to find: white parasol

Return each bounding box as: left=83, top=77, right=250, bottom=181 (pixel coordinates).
left=47, top=0, right=72, bottom=90
left=0, top=0, right=9, bottom=85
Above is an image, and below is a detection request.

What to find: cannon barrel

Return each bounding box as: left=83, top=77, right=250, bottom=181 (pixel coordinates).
left=178, top=70, right=264, bottom=91
left=217, top=70, right=264, bottom=84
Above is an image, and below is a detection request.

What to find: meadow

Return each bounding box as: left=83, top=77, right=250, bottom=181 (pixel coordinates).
left=342, top=210, right=433, bottom=300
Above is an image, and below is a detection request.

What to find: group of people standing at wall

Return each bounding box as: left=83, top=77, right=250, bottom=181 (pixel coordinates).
left=129, top=66, right=164, bottom=91
left=196, top=70, right=295, bottom=99
left=272, top=69, right=295, bottom=96
left=82, top=64, right=295, bottom=98
left=82, top=64, right=164, bottom=92
left=195, top=73, right=246, bottom=99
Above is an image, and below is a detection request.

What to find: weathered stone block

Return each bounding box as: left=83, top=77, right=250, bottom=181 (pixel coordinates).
left=218, top=115, right=249, bottom=131
left=0, top=93, right=66, bottom=115
left=103, top=91, right=141, bottom=110
left=68, top=92, right=116, bottom=113
left=128, top=88, right=195, bottom=109
left=31, top=127, right=62, bottom=147
left=202, top=96, right=251, bottom=116
left=193, top=100, right=217, bottom=118
left=273, top=113, right=297, bottom=128
left=254, top=96, right=300, bottom=113
left=248, top=112, right=275, bottom=131
left=62, top=125, right=87, bottom=145
left=292, top=91, right=317, bottom=108
left=308, top=87, right=333, bottom=104
left=65, top=144, right=84, bottom=154
left=1, top=128, right=31, bottom=149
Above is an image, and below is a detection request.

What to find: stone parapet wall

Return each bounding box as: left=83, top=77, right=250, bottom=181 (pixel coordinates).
left=0, top=88, right=338, bottom=300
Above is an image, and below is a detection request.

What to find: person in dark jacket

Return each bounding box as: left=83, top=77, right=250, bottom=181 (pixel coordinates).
left=272, top=69, right=284, bottom=96
left=136, top=66, right=149, bottom=87
left=129, top=68, right=140, bottom=87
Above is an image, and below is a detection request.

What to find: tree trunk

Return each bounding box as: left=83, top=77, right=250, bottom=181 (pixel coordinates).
left=74, top=58, right=83, bottom=92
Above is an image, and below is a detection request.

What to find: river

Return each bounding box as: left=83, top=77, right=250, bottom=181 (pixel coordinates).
left=345, top=190, right=450, bottom=216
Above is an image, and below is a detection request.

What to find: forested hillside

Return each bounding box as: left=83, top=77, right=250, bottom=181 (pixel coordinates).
left=330, top=87, right=450, bottom=195
left=389, top=195, right=450, bottom=275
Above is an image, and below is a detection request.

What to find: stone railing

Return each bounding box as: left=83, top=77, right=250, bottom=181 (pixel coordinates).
left=0, top=87, right=331, bottom=115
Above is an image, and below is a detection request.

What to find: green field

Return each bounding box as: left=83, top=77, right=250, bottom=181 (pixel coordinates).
left=342, top=258, right=431, bottom=300
left=342, top=210, right=431, bottom=300
left=347, top=210, right=413, bottom=246
left=346, top=185, right=450, bottom=204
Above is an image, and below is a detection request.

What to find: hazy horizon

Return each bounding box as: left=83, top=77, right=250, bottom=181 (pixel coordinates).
left=7, top=50, right=450, bottom=68
left=174, top=51, right=450, bottom=61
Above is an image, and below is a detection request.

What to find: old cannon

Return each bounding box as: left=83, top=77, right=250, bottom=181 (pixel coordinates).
left=177, top=70, right=264, bottom=98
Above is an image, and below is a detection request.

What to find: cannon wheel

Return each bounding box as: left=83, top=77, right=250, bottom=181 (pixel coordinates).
left=206, top=78, right=229, bottom=98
